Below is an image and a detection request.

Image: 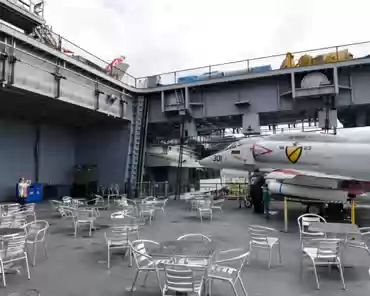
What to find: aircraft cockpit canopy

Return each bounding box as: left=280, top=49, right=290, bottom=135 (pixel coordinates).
left=223, top=141, right=242, bottom=151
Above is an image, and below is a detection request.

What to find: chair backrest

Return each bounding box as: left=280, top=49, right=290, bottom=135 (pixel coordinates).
left=177, top=233, right=211, bottom=242
left=0, top=211, right=27, bottom=228
left=24, top=220, right=49, bottom=241
left=130, top=240, right=154, bottom=269
left=163, top=264, right=199, bottom=293
left=216, top=249, right=250, bottom=274
left=297, top=214, right=326, bottom=233
left=312, top=238, right=341, bottom=259
left=248, top=225, right=270, bottom=245
left=22, top=210, right=36, bottom=223
left=105, top=226, right=130, bottom=245
left=62, top=196, right=72, bottom=205
left=76, top=209, right=93, bottom=221
left=1, top=234, right=27, bottom=258
left=22, top=203, right=35, bottom=212
left=60, top=206, right=76, bottom=218
left=158, top=199, right=169, bottom=208
left=92, top=195, right=104, bottom=204
left=110, top=211, right=127, bottom=219
left=50, top=200, right=63, bottom=210
left=212, top=199, right=225, bottom=206
left=1, top=204, right=21, bottom=216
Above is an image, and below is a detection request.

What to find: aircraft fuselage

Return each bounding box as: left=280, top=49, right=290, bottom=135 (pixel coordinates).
left=199, top=130, right=370, bottom=181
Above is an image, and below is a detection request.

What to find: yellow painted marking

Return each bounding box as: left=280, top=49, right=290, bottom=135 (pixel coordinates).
left=285, top=146, right=303, bottom=164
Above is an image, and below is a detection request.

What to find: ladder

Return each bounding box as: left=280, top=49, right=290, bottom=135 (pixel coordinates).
left=125, top=96, right=148, bottom=197
left=174, top=89, right=185, bottom=109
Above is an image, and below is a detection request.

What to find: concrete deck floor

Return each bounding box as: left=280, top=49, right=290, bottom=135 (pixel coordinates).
left=2, top=200, right=370, bottom=296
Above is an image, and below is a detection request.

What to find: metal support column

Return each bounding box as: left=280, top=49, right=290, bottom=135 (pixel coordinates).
left=175, top=116, right=186, bottom=200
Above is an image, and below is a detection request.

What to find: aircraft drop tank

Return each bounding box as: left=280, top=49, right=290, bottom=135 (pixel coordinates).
left=268, top=180, right=348, bottom=202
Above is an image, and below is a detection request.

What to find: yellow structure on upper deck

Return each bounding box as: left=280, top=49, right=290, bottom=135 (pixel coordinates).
left=281, top=49, right=353, bottom=69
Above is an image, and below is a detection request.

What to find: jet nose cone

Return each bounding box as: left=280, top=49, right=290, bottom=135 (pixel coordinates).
left=199, top=156, right=212, bottom=167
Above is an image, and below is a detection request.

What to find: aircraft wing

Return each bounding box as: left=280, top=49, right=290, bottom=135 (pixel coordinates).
left=265, top=169, right=370, bottom=195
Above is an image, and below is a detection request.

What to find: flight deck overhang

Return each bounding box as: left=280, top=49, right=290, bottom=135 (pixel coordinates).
left=141, top=58, right=370, bottom=94
left=3, top=20, right=370, bottom=96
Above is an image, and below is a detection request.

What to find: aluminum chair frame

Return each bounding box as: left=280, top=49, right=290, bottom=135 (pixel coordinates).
left=208, top=249, right=249, bottom=296
left=176, top=234, right=212, bottom=266
left=105, top=225, right=138, bottom=269
left=247, top=225, right=282, bottom=269
left=23, top=220, right=49, bottom=266
left=0, top=234, right=31, bottom=287
left=177, top=233, right=211, bottom=242
left=345, top=227, right=370, bottom=256
left=129, top=240, right=172, bottom=295
left=74, top=209, right=95, bottom=237
left=138, top=204, right=155, bottom=225
left=211, top=199, right=225, bottom=212
left=198, top=200, right=213, bottom=222
left=297, top=214, right=327, bottom=247
left=162, top=263, right=205, bottom=296
left=301, top=238, right=345, bottom=290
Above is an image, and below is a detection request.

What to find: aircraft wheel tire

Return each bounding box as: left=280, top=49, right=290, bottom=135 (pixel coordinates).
left=245, top=200, right=252, bottom=208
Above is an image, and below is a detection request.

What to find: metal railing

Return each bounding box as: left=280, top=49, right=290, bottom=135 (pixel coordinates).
left=137, top=41, right=370, bottom=87
left=2, top=16, right=370, bottom=90
left=171, top=182, right=249, bottom=199
left=124, top=181, right=169, bottom=198
left=32, top=26, right=137, bottom=87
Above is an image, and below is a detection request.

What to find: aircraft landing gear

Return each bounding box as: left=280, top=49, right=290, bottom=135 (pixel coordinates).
left=326, top=203, right=345, bottom=222
left=238, top=196, right=252, bottom=208
left=305, top=203, right=346, bottom=221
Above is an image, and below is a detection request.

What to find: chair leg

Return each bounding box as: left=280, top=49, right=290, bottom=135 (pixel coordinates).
left=208, top=279, right=213, bottom=296
left=155, top=270, right=163, bottom=293
left=43, top=241, right=48, bottom=258
left=277, top=242, right=282, bottom=263
left=129, top=247, right=133, bottom=267
left=130, top=270, right=140, bottom=295
left=107, top=245, right=111, bottom=269
left=246, top=245, right=252, bottom=265
left=24, top=252, right=31, bottom=280
left=74, top=223, right=78, bottom=237
left=312, top=264, right=320, bottom=290
left=268, top=248, right=272, bottom=269
left=142, top=271, right=149, bottom=287
left=365, top=246, right=370, bottom=256
left=33, top=243, right=37, bottom=266
left=230, top=281, right=239, bottom=296
left=338, top=263, right=346, bottom=290
left=0, top=260, right=6, bottom=287
left=239, top=276, right=248, bottom=296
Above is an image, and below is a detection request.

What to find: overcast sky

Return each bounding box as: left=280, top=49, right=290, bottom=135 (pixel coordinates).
left=44, top=0, right=368, bottom=77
